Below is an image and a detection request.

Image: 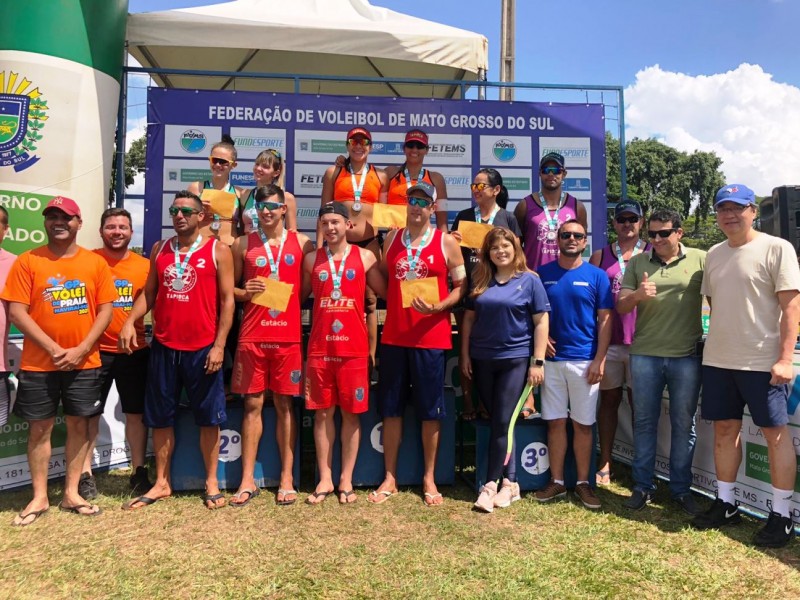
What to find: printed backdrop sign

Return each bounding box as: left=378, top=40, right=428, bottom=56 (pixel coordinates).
left=144, top=90, right=607, bottom=254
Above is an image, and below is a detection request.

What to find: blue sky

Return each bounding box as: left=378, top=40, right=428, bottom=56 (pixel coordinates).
left=125, top=0, right=800, bottom=215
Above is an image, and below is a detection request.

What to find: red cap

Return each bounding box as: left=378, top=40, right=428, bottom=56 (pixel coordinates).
left=346, top=127, right=371, bottom=141
left=404, top=130, right=429, bottom=146
left=42, top=196, right=81, bottom=218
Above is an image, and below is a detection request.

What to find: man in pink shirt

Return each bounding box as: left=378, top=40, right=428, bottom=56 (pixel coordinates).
left=0, top=206, right=17, bottom=428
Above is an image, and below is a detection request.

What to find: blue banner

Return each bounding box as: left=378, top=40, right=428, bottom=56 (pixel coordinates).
left=144, top=89, right=607, bottom=253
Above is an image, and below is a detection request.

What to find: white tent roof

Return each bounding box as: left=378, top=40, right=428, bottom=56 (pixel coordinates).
left=126, top=0, right=488, bottom=98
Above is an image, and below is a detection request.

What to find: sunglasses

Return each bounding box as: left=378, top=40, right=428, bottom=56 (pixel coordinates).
left=347, top=138, right=371, bottom=147
left=559, top=231, right=586, bottom=240
left=256, top=201, right=284, bottom=211
left=405, top=141, right=427, bottom=150
left=541, top=166, right=564, bottom=175
left=209, top=157, right=232, bottom=167
left=647, top=229, right=677, bottom=239
left=408, top=196, right=434, bottom=208
left=169, top=206, right=200, bottom=217
left=470, top=182, right=494, bottom=192
left=615, top=216, right=639, bottom=224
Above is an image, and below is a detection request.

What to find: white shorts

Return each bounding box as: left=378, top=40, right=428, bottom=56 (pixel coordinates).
left=541, top=360, right=599, bottom=425
left=599, top=344, right=631, bottom=391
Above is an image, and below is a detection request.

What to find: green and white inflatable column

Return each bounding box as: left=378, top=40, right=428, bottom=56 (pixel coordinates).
left=0, top=0, right=129, bottom=253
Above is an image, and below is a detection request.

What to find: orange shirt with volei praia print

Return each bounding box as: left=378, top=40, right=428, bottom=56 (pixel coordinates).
left=0, top=246, right=117, bottom=371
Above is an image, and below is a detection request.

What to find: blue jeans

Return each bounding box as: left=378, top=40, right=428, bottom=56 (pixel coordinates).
left=630, top=354, right=701, bottom=497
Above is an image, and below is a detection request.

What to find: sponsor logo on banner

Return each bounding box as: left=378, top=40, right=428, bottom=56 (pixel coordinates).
left=539, top=137, right=591, bottom=169
left=0, top=71, right=48, bottom=172
left=230, top=127, right=286, bottom=159
left=563, top=177, right=591, bottom=191
left=493, top=139, right=517, bottom=162
left=180, top=129, right=207, bottom=154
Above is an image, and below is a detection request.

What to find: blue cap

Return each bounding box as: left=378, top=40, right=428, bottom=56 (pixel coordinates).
left=407, top=181, right=436, bottom=200
left=539, top=152, right=565, bottom=169
left=614, top=199, right=642, bottom=217
left=715, top=184, right=755, bottom=207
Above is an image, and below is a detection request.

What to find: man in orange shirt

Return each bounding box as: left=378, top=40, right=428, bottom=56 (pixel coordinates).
left=79, top=208, right=152, bottom=500
left=3, top=197, right=116, bottom=526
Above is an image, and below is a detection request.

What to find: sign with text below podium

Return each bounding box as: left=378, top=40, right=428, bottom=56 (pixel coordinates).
left=471, top=418, right=597, bottom=491
left=319, top=387, right=456, bottom=487
left=171, top=398, right=301, bottom=491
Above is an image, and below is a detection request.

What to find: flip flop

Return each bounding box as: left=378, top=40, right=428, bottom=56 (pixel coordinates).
left=367, top=489, right=396, bottom=504
left=230, top=488, right=260, bottom=508
left=204, top=493, right=226, bottom=510
left=58, top=502, right=102, bottom=517
left=276, top=489, right=298, bottom=506
left=338, top=490, right=357, bottom=505
left=305, top=490, right=334, bottom=505
left=596, top=470, right=611, bottom=487
left=423, top=492, right=444, bottom=507
left=122, top=496, right=163, bottom=511
left=12, top=507, right=48, bottom=527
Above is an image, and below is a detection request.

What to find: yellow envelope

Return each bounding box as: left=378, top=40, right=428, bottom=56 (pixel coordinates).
left=400, top=277, right=440, bottom=308
left=200, top=189, right=237, bottom=219
left=250, top=276, right=293, bottom=312
left=372, top=203, right=407, bottom=229
left=457, top=221, right=493, bottom=249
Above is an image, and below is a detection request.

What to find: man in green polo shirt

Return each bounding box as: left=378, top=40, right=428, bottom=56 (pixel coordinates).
left=617, top=209, right=706, bottom=515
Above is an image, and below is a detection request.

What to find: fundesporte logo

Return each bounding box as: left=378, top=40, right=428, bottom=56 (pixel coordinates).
left=492, top=139, right=517, bottom=162
left=0, top=71, right=48, bottom=172
left=180, top=129, right=207, bottom=154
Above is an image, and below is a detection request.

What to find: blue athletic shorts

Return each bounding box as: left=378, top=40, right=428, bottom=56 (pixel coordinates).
left=144, top=339, right=226, bottom=428
left=377, top=345, right=446, bottom=420
left=701, top=365, right=789, bottom=428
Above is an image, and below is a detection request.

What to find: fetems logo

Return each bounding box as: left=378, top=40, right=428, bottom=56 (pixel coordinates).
left=492, top=139, right=517, bottom=162
left=180, top=129, right=207, bottom=154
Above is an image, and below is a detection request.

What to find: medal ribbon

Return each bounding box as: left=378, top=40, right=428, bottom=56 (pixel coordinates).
left=474, top=204, right=500, bottom=225
left=404, top=166, right=426, bottom=188
left=615, top=239, right=643, bottom=277
left=349, top=163, right=369, bottom=203
left=540, top=190, right=566, bottom=233
left=259, top=228, right=287, bottom=279
left=404, top=226, right=431, bottom=275
left=173, top=235, right=203, bottom=283
left=325, top=245, right=351, bottom=296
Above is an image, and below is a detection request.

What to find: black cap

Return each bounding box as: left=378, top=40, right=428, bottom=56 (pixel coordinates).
left=539, top=152, right=565, bottom=169
left=318, top=202, right=350, bottom=220
left=614, top=199, right=643, bottom=217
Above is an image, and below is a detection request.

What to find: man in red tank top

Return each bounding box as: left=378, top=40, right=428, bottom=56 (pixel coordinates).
left=369, top=182, right=466, bottom=507
left=303, top=202, right=386, bottom=504
left=229, top=184, right=313, bottom=507
left=118, top=191, right=235, bottom=511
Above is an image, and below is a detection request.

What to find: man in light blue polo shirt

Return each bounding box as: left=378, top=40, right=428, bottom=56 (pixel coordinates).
left=618, top=209, right=706, bottom=515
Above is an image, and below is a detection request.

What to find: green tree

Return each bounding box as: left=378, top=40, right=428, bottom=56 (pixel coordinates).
left=109, top=133, right=147, bottom=206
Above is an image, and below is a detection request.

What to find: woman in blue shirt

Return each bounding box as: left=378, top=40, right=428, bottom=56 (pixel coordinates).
left=461, top=227, right=550, bottom=512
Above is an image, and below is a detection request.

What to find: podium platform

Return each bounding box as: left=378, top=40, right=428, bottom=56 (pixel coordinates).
left=468, top=418, right=597, bottom=491
left=318, top=387, right=456, bottom=487
left=171, top=398, right=302, bottom=491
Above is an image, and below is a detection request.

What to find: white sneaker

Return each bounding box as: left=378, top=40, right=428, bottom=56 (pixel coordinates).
left=473, top=481, right=498, bottom=513
left=494, top=479, right=521, bottom=508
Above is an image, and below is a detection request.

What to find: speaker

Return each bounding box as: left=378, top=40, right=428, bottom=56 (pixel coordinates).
left=759, top=186, right=800, bottom=253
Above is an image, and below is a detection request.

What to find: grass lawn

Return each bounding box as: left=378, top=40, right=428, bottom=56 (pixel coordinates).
left=1, top=459, right=798, bottom=599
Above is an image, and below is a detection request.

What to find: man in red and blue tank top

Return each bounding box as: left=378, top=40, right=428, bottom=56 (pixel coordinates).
left=118, top=191, right=235, bottom=511
left=303, top=202, right=386, bottom=505
left=589, top=199, right=650, bottom=487
left=368, top=182, right=466, bottom=507
left=228, top=184, right=313, bottom=507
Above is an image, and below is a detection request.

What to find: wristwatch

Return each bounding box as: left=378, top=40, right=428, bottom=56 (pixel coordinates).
left=532, top=358, right=545, bottom=367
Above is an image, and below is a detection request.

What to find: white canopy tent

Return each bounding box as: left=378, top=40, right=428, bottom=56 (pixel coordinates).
left=126, top=0, right=488, bottom=98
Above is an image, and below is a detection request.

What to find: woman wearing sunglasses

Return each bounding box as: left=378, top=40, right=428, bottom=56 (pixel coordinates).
left=320, top=127, right=388, bottom=371
left=239, top=149, right=298, bottom=234
left=461, top=227, right=550, bottom=512
left=384, top=129, right=449, bottom=232
left=451, top=168, right=521, bottom=421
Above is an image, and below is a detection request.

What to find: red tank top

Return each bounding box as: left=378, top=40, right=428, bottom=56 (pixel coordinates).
left=381, top=228, right=452, bottom=349
left=333, top=164, right=382, bottom=204
left=239, top=229, right=303, bottom=344
left=387, top=168, right=435, bottom=205
left=308, top=246, right=368, bottom=357
left=153, top=237, right=218, bottom=351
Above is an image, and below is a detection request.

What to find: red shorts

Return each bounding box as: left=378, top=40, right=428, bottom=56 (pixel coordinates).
left=305, top=355, right=369, bottom=414
left=232, top=342, right=302, bottom=396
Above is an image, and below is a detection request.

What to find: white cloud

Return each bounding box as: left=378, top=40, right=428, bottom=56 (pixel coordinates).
left=625, top=63, right=800, bottom=196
